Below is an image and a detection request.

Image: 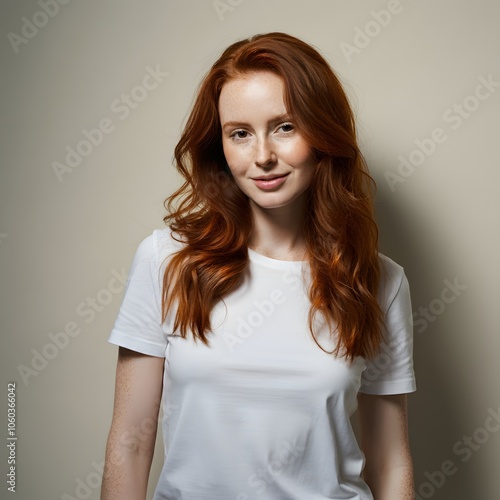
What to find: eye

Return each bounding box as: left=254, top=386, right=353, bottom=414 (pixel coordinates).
left=278, top=122, right=294, bottom=133
left=230, top=130, right=249, bottom=140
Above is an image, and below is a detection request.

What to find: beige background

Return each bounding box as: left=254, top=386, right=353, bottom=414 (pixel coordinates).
left=1, top=1, right=499, bottom=499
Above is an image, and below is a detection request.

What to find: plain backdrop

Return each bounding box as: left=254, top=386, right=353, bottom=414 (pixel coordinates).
left=1, top=1, right=499, bottom=499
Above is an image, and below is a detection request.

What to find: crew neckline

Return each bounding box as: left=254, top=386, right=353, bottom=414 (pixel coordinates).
left=247, top=247, right=307, bottom=269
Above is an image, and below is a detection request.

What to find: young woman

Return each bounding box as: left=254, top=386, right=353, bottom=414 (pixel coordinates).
left=101, top=32, right=416, bottom=500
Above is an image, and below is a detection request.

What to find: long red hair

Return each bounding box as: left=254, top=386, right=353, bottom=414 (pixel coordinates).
left=162, top=32, right=384, bottom=361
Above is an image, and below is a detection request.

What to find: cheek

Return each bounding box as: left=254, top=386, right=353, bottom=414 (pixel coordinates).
left=281, top=140, right=314, bottom=164
left=222, top=143, right=250, bottom=173
left=289, top=143, right=316, bottom=185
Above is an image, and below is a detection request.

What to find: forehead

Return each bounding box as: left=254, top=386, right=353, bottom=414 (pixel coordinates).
left=218, top=71, right=287, bottom=119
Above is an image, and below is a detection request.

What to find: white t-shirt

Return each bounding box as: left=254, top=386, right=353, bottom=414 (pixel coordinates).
left=108, top=228, right=416, bottom=500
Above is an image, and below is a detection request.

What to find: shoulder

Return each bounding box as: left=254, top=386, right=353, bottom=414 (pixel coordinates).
left=377, top=253, right=408, bottom=313
left=136, top=226, right=186, bottom=265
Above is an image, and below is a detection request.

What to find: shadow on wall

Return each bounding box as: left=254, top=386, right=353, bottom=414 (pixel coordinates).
left=375, top=173, right=483, bottom=500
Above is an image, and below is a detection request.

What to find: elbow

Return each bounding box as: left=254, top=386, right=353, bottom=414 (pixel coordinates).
left=105, top=419, right=158, bottom=465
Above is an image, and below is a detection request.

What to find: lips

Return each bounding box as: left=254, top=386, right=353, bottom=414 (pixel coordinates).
left=252, top=173, right=288, bottom=181
left=252, top=173, right=289, bottom=190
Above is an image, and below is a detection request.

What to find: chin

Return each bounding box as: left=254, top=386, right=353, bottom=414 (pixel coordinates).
left=251, top=197, right=296, bottom=210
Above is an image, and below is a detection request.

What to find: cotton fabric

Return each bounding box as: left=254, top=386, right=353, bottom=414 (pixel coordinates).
left=108, top=228, right=416, bottom=499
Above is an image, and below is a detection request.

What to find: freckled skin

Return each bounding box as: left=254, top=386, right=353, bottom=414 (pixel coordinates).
left=218, top=71, right=317, bottom=260
left=219, top=71, right=317, bottom=215
left=101, top=347, right=164, bottom=499
left=102, top=74, right=414, bottom=500
left=357, top=393, right=415, bottom=498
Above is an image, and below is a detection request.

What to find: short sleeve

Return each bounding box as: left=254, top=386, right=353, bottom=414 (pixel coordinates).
left=107, top=231, right=168, bottom=357
left=359, top=257, right=416, bottom=395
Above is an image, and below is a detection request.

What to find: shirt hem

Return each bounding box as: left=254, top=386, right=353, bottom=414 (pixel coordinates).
left=108, top=331, right=167, bottom=358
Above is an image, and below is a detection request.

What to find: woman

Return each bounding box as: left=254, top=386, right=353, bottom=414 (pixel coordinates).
left=101, top=32, right=416, bottom=499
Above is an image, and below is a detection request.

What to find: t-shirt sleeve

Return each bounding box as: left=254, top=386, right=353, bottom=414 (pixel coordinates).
left=359, top=260, right=416, bottom=395
left=107, top=231, right=168, bottom=357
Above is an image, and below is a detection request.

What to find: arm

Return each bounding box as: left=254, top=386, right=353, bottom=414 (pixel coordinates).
left=101, top=347, right=165, bottom=500
left=357, top=393, right=414, bottom=500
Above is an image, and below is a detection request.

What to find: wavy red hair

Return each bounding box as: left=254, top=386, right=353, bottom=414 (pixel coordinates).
left=162, top=32, right=384, bottom=361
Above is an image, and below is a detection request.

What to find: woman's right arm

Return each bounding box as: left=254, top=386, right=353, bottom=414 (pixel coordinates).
left=101, top=347, right=165, bottom=500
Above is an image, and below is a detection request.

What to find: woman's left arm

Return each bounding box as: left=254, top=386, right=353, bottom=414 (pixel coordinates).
left=357, top=392, right=415, bottom=500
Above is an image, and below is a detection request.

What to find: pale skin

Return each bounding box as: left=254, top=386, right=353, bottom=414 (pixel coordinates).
left=101, top=71, right=414, bottom=499
left=101, top=348, right=164, bottom=500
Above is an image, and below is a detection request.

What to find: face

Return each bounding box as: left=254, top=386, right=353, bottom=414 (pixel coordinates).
left=218, top=71, right=316, bottom=214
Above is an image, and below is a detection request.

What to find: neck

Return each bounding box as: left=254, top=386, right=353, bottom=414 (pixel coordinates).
left=248, top=195, right=308, bottom=261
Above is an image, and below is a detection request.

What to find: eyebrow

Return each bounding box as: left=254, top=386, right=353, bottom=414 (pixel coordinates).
left=221, top=114, right=292, bottom=131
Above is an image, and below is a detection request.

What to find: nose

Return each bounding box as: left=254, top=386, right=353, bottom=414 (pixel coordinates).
left=254, top=137, right=276, bottom=167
